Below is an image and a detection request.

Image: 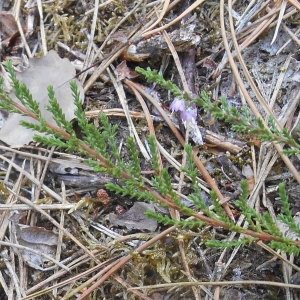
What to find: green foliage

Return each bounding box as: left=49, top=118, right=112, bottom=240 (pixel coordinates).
left=136, top=67, right=300, bottom=155
left=135, top=66, right=300, bottom=252
left=197, top=94, right=300, bottom=155
left=210, top=191, right=231, bottom=223
left=278, top=182, right=300, bottom=235
left=6, top=61, right=42, bottom=118
left=145, top=210, right=206, bottom=228
left=126, top=136, right=143, bottom=180
left=0, top=63, right=299, bottom=255
left=106, top=181, right=155, bottom=202
left=183, top=144, right=198, bottom=180
left=46, top=85, right=75, bottom=134
left=148, top=135, right=161, bottom=174
left=270, top=241, right=300, bottom=255
left=33, top=135, right=71, bottom=149
left=235, top=184, right=264, bottom=233
left=0, top=78, right=20, bottom=113
left=136, top=67, right=182, bottom=97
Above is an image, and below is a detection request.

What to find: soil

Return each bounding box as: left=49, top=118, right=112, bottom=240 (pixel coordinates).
left=0, top=1, right=299, bottom=299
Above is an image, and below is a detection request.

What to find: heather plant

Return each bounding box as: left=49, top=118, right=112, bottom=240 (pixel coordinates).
left=136, top=67, right=300, bottom=156
left=0, top=61, right=299, bottom=254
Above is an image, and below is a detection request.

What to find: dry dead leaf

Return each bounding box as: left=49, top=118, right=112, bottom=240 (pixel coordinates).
left=110, top=30, right=129, bottom=43
left=0, top=50, right=84, bottom=146
left=115, top=60, right=140, bottom=80
left=14, top=224, right=58, bottom=270
left=109, top=201, right=157, bottom=231
left=17, top=225, right=58, bottom=270
left=9, top=211, right=59, bottom=270
left=0, top=11, right=20, bottom=47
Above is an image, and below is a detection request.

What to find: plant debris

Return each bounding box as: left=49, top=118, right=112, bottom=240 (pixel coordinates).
left=0, top=1, right=299, bottom=299
left=0, top=50, right=83, bottom=146
left=109, top=201, right=157, bottom=231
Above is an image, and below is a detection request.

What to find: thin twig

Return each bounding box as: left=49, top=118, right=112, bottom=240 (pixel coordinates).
left=128, top=280, right=300, bottom=290
left=12, top=193, right=100, bottom=263
left=125, top=79, right=235, bottom=220
left=221, top=0, right=300, bottom=184
left=77, top=226, right=176, bottom=300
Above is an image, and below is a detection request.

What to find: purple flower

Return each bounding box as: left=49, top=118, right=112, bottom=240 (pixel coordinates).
left=180, top=107, right=197, bottom=121
left=170, top=97, right=185, bottom=113
left=170, top=97, right=197, bottom=122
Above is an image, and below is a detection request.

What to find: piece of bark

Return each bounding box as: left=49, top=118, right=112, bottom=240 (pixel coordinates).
left=203, top=129, right=246, bottom=154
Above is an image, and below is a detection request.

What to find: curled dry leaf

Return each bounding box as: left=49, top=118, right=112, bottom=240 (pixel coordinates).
left=110, top=30, right=129, bottom=43
left=109, top=201, right=157, bottom=231
left=15, top=224, right=58, bottom=270
left=115, top=60, right=140, bottom=80
left=0, top=11, right=20, bottom=48
left=0, top=50, right=84, bottom=146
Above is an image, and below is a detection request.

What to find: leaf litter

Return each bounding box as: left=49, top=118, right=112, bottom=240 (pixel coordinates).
left=10, top=211, right=59, bottom=270
left=0, top=1, right=299, bottom=299
left=0, top=50, right=84, bottom=146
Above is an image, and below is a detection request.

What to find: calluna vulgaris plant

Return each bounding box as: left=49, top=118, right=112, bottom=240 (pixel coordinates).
left=0, top=61, right=299, bottom=254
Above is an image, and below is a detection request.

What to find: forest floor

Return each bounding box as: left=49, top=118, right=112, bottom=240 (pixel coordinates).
left=0, top=1, right=300, bottom=299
